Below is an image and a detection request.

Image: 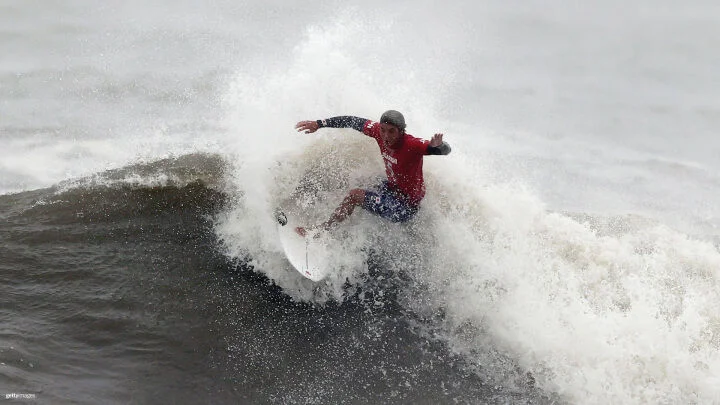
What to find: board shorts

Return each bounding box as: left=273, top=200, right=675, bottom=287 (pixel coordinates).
left=362, top=181, right=419, bottom=223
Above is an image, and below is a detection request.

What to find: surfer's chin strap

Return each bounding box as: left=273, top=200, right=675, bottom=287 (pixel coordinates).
left=427, top=142, right=451, bottom=155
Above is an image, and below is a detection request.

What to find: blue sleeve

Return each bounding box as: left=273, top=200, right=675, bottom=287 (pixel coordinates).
left=316, top=116, right=368, bottom=132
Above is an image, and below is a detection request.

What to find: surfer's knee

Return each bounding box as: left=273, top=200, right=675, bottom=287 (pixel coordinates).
left=347, top=188, right=366, bottom=205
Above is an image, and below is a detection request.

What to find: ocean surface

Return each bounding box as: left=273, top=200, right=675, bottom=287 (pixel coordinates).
left=2, top=1, right=720, bottom=404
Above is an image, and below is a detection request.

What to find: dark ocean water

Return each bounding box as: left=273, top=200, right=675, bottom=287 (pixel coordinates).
left=0, top=153, right=553, bottom=404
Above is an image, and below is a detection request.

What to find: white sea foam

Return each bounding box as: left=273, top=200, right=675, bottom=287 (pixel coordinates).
left=214, top=12, right=720, bottom=404
left=414, top=162, right=720, bottom=404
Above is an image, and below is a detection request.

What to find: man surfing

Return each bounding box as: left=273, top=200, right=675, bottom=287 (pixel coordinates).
left=294, top=110, right=451, bottom=237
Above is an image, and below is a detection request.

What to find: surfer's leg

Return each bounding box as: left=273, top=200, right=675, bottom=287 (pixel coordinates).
left=322, top=188, right=366, bottom=228
left=296, top=188, right=366, bottom=236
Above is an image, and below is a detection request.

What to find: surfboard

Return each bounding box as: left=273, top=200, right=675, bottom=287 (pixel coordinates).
left=275, top=210, right=330, bottom=281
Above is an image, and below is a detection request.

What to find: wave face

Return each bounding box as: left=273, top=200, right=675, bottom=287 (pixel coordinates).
left=5, top=150, right=719, bottom=404
left=2, top=154, right=542, bottom=404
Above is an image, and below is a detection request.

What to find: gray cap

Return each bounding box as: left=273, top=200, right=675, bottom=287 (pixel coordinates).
left=380, top=110, right=406, bottom=130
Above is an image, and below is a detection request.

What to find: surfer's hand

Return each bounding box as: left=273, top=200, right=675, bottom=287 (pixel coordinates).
left=295, top=120, right=319, bottom=134
left=429, top=133, right=444, bottom=147
left=294, top=227, right=308, bottom=237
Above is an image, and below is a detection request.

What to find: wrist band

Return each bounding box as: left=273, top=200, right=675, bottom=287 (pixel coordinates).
left=316, top=119, right=323, bottom=128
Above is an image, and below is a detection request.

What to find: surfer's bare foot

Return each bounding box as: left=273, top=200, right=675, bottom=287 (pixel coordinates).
left=294, top=226, right=307, bottom=237
left=295, top=226, right=326, bottom=239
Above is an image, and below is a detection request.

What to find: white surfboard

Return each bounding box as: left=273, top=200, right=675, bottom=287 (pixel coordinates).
left=276, top=210, right=331, bottom=281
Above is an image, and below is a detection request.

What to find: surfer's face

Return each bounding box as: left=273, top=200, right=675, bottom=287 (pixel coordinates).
left=380, top=123, right=402, bottom=148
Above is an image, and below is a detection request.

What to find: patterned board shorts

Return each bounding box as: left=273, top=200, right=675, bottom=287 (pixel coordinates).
left=362, top=181, right=419, bottom=223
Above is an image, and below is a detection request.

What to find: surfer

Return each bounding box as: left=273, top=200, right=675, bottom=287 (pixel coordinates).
left=294, top=110, right=451, bottom=237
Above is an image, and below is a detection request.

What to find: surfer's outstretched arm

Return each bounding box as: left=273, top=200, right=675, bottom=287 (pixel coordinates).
left=295, top=116, right=368, bottom=134
left=426, top=133, right=452, bottom=155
